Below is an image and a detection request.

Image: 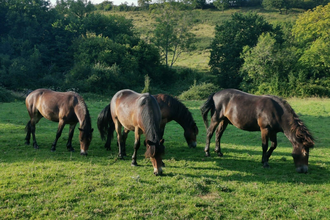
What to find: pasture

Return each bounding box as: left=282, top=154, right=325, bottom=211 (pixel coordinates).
left=0, top=97, right=330, bottom=219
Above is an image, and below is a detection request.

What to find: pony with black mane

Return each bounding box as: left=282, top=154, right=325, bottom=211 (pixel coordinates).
left=106, top=89, right=165, bottom=176
left=154, top=94, right=199, bottom=148
left=97, top=94, right=198, bottom=152
left=200, top=89, right=314, bottom=173
left=25, top=89, right=93, bottom=155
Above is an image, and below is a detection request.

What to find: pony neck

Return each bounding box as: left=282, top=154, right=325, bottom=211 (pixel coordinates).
left=75, top=98, right=91, bottom=130
left=275, top=98, right=314, bottom=149
left=171, top=101, right=195, bottom=131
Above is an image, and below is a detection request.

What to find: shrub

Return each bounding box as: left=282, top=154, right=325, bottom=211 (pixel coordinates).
left=0, top=87, right=14, bottom=102
left=178, top=82, right=220, bottom=100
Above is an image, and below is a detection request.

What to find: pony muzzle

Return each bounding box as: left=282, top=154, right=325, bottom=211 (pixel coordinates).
left=296, top=165, right=308, bottom=173
left=189, top=141, right=197, bottom=148
left=80, top=150, right=88, bottom=156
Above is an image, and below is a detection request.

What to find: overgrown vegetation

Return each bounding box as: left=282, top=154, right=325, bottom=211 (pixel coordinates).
left=0, top=0, right=329, bottom=98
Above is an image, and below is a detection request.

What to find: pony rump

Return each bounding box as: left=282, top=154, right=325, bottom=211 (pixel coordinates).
left=270, top=96, right=315, bottom=149
left=200, top=93, right=215, bottom=129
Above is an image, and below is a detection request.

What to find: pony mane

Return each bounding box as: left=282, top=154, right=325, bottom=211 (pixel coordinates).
left=159, top=94, right=197, bottom=129
left=267, top=95, right=314, bottom=149
left=75, top=94, right=93, bottom=138
left=139, top=94, right=161, bottom=143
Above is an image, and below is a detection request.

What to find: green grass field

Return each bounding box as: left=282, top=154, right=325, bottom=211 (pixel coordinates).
left=1, top=97, right=330, bottom=219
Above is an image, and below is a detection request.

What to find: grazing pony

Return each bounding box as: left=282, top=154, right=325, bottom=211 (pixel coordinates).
left=97, top=94, right=198, bottom=150
left=154, top=94, right=199, bottom=148
left=200, top=89, right=314, bottom=173
left=108, top=89, right=165, bottom=175
left=25, top=89, right=93, bottom=155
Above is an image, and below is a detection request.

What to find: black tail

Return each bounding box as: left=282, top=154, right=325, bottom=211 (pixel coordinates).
left=97, top=104, right=115, bottom=141
left=200, top=93, right=215, bottom=129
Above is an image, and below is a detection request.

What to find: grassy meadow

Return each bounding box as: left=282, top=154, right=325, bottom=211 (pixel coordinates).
left=1, top=97, right=330, bottom=219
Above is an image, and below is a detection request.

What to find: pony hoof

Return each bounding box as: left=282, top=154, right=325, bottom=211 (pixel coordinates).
left=51, top=149, right=56, bottom=152
left=263, top=163, right=270, bottom=168
left=80, top=152, right=88, bottom=156
left=25, top=141, right=30, bottom=145
left=106, top=148, right=111, bottom=151
left=68, top=148, right=75, bottom=152
left=218, top=152, right=223, bottom=157
left=131, top=162, right=138, bottom=167
left=205, top=152, right=210, bottom=157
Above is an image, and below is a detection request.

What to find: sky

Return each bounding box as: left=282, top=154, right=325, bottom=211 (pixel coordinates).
left=49, top=0, right=139, bottom=6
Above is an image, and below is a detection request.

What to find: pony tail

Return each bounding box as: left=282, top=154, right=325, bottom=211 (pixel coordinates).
left=200, top=93, right=215, bottom=129
left=97, top=104, right=114, bottom=140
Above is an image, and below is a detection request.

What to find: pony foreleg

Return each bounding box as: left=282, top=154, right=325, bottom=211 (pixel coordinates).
left=66, top=124, right=76, bottom=152
left=121, top=129, right=130, bottom=156
left=266, top=134, right=277, bottom=160
left=260, top=129, right=270, bottom=168
left=115, top=121, right=124, bottom=159
left=25, top=121, right=32, bottom=145
left=30, top=122, right=39, bottom=149
left=51, top=121, right=65, bottom=152
left=131, top=131, right=141, bottom=166
left=215, top=120, right=228, bottom=157
left=204, top=120, right=219, bottom=157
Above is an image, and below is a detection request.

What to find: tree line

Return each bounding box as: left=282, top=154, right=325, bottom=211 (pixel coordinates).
left=0, top=0, right=329, bottom=99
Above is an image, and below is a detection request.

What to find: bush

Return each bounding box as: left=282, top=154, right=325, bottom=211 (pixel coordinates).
left=178, top=82, right=220, bottom=100
left=0, top=87, right=14, bottom=102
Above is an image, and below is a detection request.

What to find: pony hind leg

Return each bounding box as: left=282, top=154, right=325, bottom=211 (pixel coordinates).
left=51, top=120, right=66, bottom=152
left=66, top=124, right=76, bottom=152
left=215, top=119, right=229, bottom=157
left=29, top=114, right=43, bottom=149
left=121, top=129, right=130, bottom=156
left=25, top=121, right=32, bottom=145
left=260, top=128, right=270, bottom=168
left=114, top=120, right=124, bottom=158
left=204, top=117, right=220, bottom=157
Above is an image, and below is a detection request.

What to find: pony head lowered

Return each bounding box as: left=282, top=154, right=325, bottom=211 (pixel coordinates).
left=76, top=98, right=93, bottom=155
left=156, top=94, right=198, bottom=148
left=140, top=94, right=165, bottom=175
left=272, top=96, right=315, bottom=173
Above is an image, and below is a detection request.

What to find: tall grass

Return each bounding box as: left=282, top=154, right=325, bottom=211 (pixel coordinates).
left=1, top=98, right=330, bottom=219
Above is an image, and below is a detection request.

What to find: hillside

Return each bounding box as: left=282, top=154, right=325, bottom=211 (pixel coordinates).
left=102, top=7, right=303, bottom=73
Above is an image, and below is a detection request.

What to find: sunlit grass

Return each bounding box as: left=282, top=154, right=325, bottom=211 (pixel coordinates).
left=0, top=97, right=330, bottom=219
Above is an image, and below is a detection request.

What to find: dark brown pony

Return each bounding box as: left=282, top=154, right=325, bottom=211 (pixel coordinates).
left=108, top=89, right=165, bottom=175
left=97, top=94, right=198, bottom=151
left=154, top=94, right=199, bottom=148
left=200, top=89, right=314, bottom=173
left=25, top=89, right=93, bottom=155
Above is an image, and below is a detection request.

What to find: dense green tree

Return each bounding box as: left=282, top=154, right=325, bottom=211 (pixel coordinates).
left=209, top=12, right=274, bottom=89
left=213, top=0, right=230, bottom=11
left=151, top=2, right=196, bottom=67
left=292, top=3, right=330, bottom=75
left=240, top=32, right=298, bottom=96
